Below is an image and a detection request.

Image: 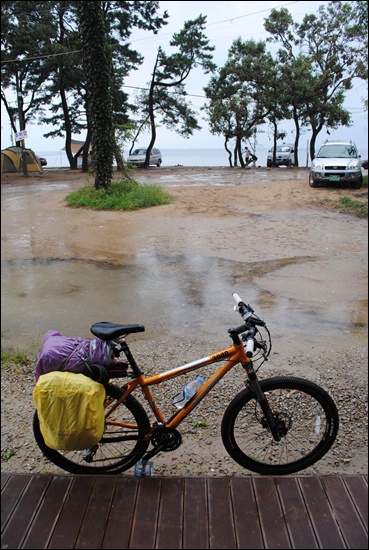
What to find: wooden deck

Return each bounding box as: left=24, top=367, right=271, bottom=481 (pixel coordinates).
left=1, top=473, right=367, bottom=549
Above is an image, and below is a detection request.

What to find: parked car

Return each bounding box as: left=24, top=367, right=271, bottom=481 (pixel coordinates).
left=126, top=147, right=162, bottom=167
left=361, top=159, right=368, bottom=170
left=267, top=144, right=295, bottom=167
left=37, top=156, right=47, bottom=166
left=309, top=140, right=362, bottom=189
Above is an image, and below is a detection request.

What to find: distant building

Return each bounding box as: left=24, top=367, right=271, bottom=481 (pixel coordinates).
left=62, top=140, right=92, bottom=167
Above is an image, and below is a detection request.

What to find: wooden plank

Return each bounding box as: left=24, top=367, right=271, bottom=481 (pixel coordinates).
left=1, top=473, right=367, bottom=550
left=321, top=476, right=368, bottom=549
left=207, top=477, right=236, bottom=549
left=1, top=474, right=50, bottom=549
left=48, top=476, right=95, bottom=549
left=129, top=477, right=161, bottom=549
left=1, top=472, right=10, bottom=491
left=74, top=476, right=117, bottom=549
left=21, top=475, right=72, bottom=549
left=183, top=477, right=209, bottom=550
left=276, top=477, right=318, bottom=549
left=299, top=477, right=346, bottom=549
left=101, top=477, right=139, bottom=549
left=342, top=475, right=368, bottom=530
left=155, top=477, right=184, bottom=549
left=253, top=477, right=291, bottom=549
left=1, top=473, right=30, bottom=532
left=230, top=477, right=264, bottom=549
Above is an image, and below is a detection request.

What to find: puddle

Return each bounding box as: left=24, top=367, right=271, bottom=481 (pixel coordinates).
left=1, top=253, right=366, bottom=350
left=1, top=172, right=367, bottom=351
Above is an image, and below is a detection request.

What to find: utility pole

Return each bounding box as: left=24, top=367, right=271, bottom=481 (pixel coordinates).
left=15, top=62, right=28, bottom=177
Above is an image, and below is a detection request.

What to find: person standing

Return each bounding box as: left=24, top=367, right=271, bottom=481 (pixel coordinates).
left=244, top=147, right=257, bottom=167
left=244, top=147, right=251, bottom=167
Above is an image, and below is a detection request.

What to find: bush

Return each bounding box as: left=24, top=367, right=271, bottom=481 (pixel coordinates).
left=65, top=178, right=171, bottom=210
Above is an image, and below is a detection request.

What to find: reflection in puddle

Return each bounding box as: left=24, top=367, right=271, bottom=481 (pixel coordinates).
left=1, top=253, right=365, bottom=350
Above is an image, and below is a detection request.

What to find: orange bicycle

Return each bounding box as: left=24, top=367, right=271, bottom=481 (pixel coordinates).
left=33, top=293, right=339, bottom=476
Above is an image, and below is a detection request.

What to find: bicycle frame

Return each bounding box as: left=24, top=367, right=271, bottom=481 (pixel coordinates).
left=105, top=340, right=252, bottom=431
left=32, top=299, right=339, bottom=476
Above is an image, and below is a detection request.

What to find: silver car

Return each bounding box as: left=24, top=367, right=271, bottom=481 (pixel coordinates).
left=127, top=147, right=162, bottom=167
left=309, top=140, right=362, bottom=189
left=267, top=144, right=295, bottom=167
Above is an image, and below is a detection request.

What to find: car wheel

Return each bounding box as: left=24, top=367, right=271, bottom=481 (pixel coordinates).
left=351, top=176, right=362, bottom=189
left=267, top=161, right=272, bottom=168
left=157, top=159, right=162, bottom=167
left=309, top=174, right=319, bottom=188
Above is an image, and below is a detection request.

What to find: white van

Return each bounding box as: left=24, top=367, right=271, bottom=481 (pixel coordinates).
left=267, top=144, right=295, bottom=167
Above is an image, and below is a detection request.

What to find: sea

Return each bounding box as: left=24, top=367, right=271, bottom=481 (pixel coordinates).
left=37, top=146, right=368, bottom=170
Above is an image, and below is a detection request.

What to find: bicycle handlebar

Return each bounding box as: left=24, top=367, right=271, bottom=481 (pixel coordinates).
left=232, top=292, right=267, bottom=358
left=245, top=337, right=255, bottom=358
left=232, top=292, right=265, bottom=327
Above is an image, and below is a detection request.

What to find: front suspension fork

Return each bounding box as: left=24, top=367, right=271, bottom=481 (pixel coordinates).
left=243, top=362, right=281, bottom=442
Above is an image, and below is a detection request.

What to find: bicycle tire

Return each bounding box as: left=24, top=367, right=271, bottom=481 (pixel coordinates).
left=221, top=376, right=339, bottom=475
left=33, top=383, right=150, bottom=475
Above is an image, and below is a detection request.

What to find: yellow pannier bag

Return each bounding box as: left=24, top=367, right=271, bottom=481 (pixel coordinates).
left=33, top=371, right=106, bottom=450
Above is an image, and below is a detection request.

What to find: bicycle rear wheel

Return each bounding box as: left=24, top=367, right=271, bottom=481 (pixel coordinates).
left=33, top=384, right=150, bottom=474
left=221, top=377, right=339, bottom=475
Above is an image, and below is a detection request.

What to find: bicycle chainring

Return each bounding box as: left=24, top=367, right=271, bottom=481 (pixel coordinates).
left=151, top=427, right=182, bottom=452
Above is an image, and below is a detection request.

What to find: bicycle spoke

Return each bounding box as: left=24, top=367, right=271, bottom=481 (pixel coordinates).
left=222, top=377, right=338, bottom=475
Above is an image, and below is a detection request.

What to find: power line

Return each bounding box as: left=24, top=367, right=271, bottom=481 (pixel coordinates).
left=208, top=1, right=300, bottom=26
left=1, top=1, right=301, bottom=65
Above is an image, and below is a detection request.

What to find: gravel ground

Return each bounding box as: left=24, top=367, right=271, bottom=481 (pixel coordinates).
left=1, top=335, right=367, bottom=478
left=2, top=169, right=367, bottom=477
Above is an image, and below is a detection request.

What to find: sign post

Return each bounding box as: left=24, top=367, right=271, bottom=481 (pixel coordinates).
left=15, top=65, right=28, bottom=177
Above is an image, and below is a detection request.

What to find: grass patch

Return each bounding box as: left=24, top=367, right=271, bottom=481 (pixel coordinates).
left=1, top=348, right=33, bottom=369
left=65, top=178, right=172, bottom=210
left=331, top=175, right=368, bottom=218
left=337, top=196, right=368, bottom=218
left=193, top=418, right=208, bottom=428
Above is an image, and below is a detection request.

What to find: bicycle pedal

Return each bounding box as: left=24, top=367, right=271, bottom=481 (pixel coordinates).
left=134, top=460, right=154, bottom=477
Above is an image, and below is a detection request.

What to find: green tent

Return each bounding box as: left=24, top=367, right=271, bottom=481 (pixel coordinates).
left=1, top=146, right=42, bottom=173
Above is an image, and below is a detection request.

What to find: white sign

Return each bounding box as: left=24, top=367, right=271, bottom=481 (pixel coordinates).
left=14, top=130, right=28, bottom=141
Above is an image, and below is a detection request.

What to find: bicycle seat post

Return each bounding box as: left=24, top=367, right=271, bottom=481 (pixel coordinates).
left=120, top=340, right=142, bottom=377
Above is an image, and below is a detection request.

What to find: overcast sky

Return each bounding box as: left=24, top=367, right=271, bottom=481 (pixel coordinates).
left=1, top=1, right=368, bottom=154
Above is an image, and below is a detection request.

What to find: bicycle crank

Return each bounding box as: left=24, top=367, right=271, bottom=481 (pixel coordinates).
left=151, top=427, right=182, bottom=452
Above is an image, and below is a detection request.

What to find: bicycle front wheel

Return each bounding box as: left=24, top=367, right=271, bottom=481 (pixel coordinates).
left=221, top=377, right=339, bottom=475
left=33, top=384, right=150, bottom=475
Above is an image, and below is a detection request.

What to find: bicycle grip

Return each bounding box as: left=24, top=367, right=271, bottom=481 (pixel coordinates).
left=246, top=338, right=255, bottom=358
left=232, top=292, right=242, bottom=305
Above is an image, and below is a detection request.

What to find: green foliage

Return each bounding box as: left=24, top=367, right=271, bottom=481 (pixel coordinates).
left=136, top=14, right=216, bottom=166
left=193, top=419, right=208, bottom=428
left=1, top=2, right=367, bottom=170
left=77, top=2, right=114, bottom=189
left=337, top=196, right=368, bottom=218
left=1, top=1, right=168, bottom=168
left=4, top=450, right=15, bottom=460
left=264, top=2, right=367, bottom=160
left=1, top=0, right=58, bottom=134
left=1, top=348, right=31, bottom=369
left=205, top=2, right=368, bottom=166
left=65, top=178, right=171, bottom=210
left=204, top=38, right=275, bottom=166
